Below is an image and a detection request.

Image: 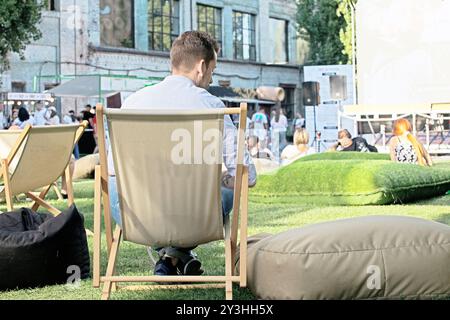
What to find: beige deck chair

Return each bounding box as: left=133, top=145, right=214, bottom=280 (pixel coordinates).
left=93, top=103, right=249, bottom=300
left=0, top=122, right=87, bottom=214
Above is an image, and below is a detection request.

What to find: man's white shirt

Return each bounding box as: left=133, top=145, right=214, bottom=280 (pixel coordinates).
left=107, top=75, right=257, bottom=186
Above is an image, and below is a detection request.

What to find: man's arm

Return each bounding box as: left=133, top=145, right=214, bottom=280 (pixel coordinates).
left=222, top=163, right=257, bottom=189
left=222, top=115, right=257, bottom=189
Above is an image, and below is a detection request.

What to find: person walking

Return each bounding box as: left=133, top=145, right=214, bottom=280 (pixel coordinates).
left=270, top=104, right=288, bottom=162
left=251, top=107, right=269, bottom=148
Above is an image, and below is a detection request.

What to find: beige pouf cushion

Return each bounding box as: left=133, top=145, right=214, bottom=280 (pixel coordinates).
left=73, top=154, right=99, bottom=180
left=238, top=216, right=450, bottom=299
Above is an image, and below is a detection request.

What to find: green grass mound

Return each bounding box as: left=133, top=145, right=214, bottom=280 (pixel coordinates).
left=252, top=159, right=450, bottom=205
left=297, top=151, right=390, bottom=162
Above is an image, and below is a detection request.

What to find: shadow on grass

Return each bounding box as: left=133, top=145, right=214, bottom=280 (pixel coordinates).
left=84, top=234, right=255, bottom=300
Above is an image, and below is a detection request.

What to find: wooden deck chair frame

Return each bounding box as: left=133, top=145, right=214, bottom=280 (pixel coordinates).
left=93, top=103, right=249, bottom=300
left=0, top=121, right=88, bottom=215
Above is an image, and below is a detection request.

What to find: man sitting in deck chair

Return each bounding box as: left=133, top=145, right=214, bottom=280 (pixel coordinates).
left=107, top=31, right=257, bottom=276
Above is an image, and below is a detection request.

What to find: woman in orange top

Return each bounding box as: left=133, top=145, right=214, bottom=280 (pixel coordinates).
left=389, top=118, right=432, bottom=166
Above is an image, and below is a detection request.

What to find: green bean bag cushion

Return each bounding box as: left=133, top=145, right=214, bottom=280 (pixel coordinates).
left=297, top=151, right=390, bottom=162
left=236, top=216, right=450, bottom=300
left=252, top=159, right=450, bottom=205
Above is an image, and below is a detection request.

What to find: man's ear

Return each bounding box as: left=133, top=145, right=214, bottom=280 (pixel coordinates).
left=198, top=59, right=207, bottom=75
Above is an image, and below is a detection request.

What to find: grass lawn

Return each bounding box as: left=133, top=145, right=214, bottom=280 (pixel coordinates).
left=0, top=178, right=449, bottom=300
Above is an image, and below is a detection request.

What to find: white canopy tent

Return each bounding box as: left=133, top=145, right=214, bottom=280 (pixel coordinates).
left=48, top=76, right=116, bottom=98
left=47, top=75, right=161, bottom=100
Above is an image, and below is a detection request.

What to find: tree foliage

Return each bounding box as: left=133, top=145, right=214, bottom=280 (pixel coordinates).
left=337, top=0, right=357, bottom=64
left=0, top=0, right=44, bottom=71
left=296, top=0, right=354, bottom=65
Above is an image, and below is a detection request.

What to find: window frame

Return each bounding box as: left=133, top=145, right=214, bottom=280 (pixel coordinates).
left=196, top=4, right=223, bottom=57
left=232, top=11, right=257, bottom=61
left=148, top=0, right=180, bottom=52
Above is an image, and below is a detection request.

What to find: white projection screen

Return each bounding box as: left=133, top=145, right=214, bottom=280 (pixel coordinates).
left=356, top=0, right=450, bottom=105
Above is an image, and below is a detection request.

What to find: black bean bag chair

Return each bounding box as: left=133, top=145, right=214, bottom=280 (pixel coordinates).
left=0, top=205, right=90, bottom=290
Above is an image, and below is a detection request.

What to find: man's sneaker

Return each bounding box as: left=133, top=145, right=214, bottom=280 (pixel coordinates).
left=154, top=257, right=177, bottom=276
left=176, top=256, right=204, bottom=275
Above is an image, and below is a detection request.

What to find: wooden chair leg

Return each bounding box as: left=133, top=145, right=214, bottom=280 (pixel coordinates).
left=31, top=185, right=52, bottom=211
left=225, top=235, right=233, bottom=300
left=240, top=167, right=249, bottom=288
left=101, top=178, right=113, bottom=254
left=52, top=182, right=64, bottom=201
left=25, top=192, right=61, bottom=216
left=2, top=159, right=13, bottom=212
left=230, top=165, right=244, bottom=275
left=93, top=166, right=102, bottom=288
left=101, top=226, right=122, bottom=300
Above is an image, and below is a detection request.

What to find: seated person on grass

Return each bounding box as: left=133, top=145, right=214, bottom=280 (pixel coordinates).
left=281, top=128, right=314, bottom=165
left=247, top=135, right=275, bottom=161
left=107, top=31, right=257, bottom=276
left=389, top=118, right=432, bottom=166
left=329, top=129, right=377, bottom=153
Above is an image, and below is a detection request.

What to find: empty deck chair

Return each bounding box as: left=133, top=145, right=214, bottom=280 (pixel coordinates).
left=0, top=122, right=87, bottom=214
left=93, top=103, right=249, bottom=300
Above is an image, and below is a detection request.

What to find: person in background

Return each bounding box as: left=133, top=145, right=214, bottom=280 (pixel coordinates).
left=11, top=107, right=34, bottom=129
left=389, top=118, right=432, bottom=166
left=8, top=108, right=19, bottom=128
left=281, top=129, right=314, bottom=165
left=329, top=129, right=377, bottom=153
left=270, top=104, right=288, bottom=161
left=0, top=103, right=5, bottom=129
left=250, top=107, right=269, bottom=148
left=82, top=104, right=95, bottom=129
left=33, top=102, right=48, bottom=126
left=245, top=116, right=252, bottom=138
left=92, top=106, right=99, bottom=154
left=63, top=110, right=81, bottom=159
left=63, top=110, right=77, bottom=124
left=294, top=112, right=306, bottom=130
left=45, top=106, right=60, bottom=125
left=247, top=135, right=275, bottom=161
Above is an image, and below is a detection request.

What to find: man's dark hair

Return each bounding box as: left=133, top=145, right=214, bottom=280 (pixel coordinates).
left=18, top=107, right=30, bottom=122
left=85, top=104, right=92, bottom=109
left=170, top=31, right=219, bottom=70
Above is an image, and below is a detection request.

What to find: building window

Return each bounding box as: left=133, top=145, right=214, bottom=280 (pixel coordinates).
left=233, top=11, right=256, bottom=61
left=11, top=81, right=26, bottom=93
left=148, top=0, right=180, bottom=52
left=100, top=0, right=135, bottom=48
left=197, top=4, right=222, bottom=56
left=269, top=18, right=288, bottom=63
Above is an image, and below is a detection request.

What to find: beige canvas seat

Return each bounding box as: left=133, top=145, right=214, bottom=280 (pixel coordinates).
left=93, top=103, right=249, bottom=300
left=0, top=123, right=87, bottom=214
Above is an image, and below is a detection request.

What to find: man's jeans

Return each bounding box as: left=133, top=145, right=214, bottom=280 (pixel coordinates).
left=108, top=176, right=234, bottom=230
left=73, top=143, right=80, bottom=160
